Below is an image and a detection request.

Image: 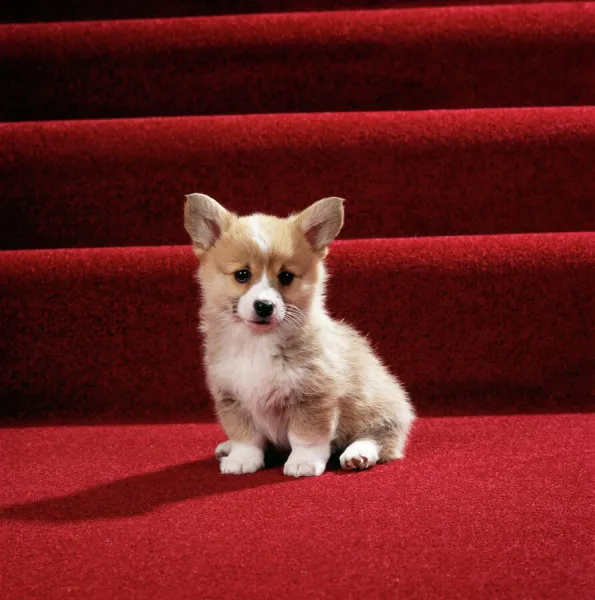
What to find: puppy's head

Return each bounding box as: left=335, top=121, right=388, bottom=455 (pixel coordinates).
left=184, top=194, right=344, bottom=334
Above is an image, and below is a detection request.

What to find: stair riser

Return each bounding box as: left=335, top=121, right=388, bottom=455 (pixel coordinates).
left=1, top=234, right=592, bottom=419
left=2, top=109, right=594, bottom=250
left=0, top=0, right=575, bottom=24
left=2, top=4, right=594, bottom=121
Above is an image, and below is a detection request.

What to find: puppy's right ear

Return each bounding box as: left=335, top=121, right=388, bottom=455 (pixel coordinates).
left=184, top=194, right=233, bottom=258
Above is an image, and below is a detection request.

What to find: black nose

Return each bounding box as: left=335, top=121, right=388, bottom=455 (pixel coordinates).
left=254, top=300, right=274, bottom=318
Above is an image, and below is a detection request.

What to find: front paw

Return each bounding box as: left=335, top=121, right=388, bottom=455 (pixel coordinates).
left=220, top=456, right=263, bottom=474
left=283, top=460, right=326, bottom=477
left=283, top=452, right=327, bottom=477
left=219, top=443, right=264, bottom=474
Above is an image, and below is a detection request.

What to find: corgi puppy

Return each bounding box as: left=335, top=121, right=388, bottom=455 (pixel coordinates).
left=184, top=193, right=415, bottom=477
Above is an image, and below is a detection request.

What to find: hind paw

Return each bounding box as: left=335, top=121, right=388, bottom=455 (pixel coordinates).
left=215, top=440, right=232, bottom=460
left=340, top=439, right=379, bottom=471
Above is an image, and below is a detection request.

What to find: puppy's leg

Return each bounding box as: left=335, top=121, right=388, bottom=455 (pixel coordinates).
left=215, top=395, right=265, bottom=475
left=340, top=419, right=414, bottom=470
left=284, top=433, right=330, bottom=477
left=387, top=417, right=414, bottom=461
left=284, top=402, right=334, bottom=477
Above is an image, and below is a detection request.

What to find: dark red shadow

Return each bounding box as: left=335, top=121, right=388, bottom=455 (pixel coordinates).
left=0, top=450, right=344, bottom=522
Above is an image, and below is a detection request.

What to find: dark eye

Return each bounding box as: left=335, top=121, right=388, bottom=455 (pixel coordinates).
left=234, top=269, right=251, bottom=284
left=278, top=271, right=294, bottom=286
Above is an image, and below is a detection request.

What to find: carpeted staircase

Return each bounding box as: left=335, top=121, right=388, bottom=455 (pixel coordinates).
left=1, top=2, right=594, bottom=598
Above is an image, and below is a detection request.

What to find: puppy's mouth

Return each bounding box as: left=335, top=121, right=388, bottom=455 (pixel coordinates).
left=245, top=317, right=276, bottom=331
left=250, top=318, right=272, bottom=326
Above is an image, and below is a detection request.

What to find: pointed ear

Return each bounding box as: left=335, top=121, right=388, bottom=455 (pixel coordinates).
left=296, top=197, right=345, bottom=252
left=184, top=193, right=233, bottom=257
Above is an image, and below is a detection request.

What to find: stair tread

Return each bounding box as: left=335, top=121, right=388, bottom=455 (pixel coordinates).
left=2, top=233, right=593, bottom=420
left=3, top=107, right=595, bottom=250
left=1, top=414, right=592, bottom=599
left=2, top=3, right=594, bottom=121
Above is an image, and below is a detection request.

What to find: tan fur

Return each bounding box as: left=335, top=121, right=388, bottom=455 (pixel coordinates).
left=214, top=393, right=258, bottom=443
left=184, top=194, right=415, bottom=475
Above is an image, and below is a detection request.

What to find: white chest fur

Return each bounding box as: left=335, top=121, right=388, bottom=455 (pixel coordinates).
left=207, top=330, right=305, bottom=447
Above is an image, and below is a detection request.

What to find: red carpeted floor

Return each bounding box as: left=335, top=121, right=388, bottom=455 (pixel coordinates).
left=1, top=1, right=594, bottom=599
left=2, top=416, right=594, bottom=599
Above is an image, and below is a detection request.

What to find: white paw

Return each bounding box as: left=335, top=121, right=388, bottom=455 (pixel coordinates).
left=283, top=445, right=328, bottom=477
left=340, top=439, right=379, bottom=471
left=215, top=440, right=232, bottom=460
left=220, top=456, right=264, bottom=474
left=219, top=443, right=264, bottom=475
left=283, top=459, right=326, bottom=477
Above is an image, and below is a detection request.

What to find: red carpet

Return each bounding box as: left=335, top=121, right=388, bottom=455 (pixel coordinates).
left=1, top=0, right=593, bottom=598
left=2, top=108, right=595, bottom=249
left=2, top=4, right=595, bottom=121
left=0, top=0, right=582, bottom=23
left=1, top=416, right=594, bottom=599
left=1, top=234, right=593, bottom=420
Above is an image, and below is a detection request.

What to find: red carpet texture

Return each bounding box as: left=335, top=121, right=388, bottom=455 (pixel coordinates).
left=2, top=107, right=595, bottom=249
left=2, top=4, right=595, bottom=121
left=1, top=0, right=594, bottom=599
left=1, top=416, right=594, bottom=599
left=1, top=234, right=593, bottom=420
left=0, top=0, right=581, bottom=23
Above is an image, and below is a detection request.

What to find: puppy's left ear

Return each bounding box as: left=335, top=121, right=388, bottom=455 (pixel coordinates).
left=296, top=197, right=345, bottom=253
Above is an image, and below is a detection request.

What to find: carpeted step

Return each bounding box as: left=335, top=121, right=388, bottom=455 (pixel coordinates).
left=0, top=0, right=578, bottom=23
left=1, top=415, right=593, bottom=599
left=2, top=107, right=594, bottom=251
left=1, top=233, right=592, bottom=420
left=2, top=3, right=594, bottom=121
